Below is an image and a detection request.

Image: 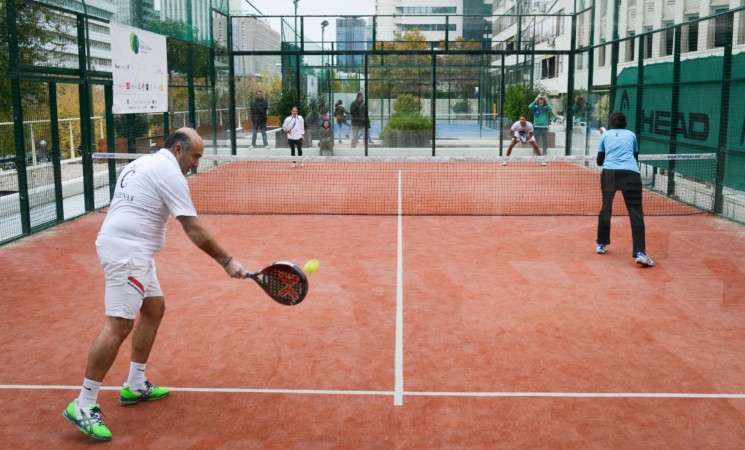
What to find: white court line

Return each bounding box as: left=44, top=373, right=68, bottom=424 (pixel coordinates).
left=0, top=385, right=390, bottom=395
left=405, top=391, right=745, bottom=399
left=394, top=170, right=404, bottom=406
left=3, top=385, right=745, bottom=399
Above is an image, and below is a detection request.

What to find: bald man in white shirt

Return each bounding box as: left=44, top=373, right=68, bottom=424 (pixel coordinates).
left=64, top=128, right=245, bottom=441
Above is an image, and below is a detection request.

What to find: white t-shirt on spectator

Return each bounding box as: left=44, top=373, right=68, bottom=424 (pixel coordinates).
left=511, top=121, right=535, bottom=137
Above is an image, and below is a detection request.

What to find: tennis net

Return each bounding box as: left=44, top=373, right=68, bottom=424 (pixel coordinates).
left=92, top=153, right=717, bottom=216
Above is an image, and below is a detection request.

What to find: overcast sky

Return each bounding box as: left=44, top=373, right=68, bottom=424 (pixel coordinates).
left=238, top=0, right=376, bottom=17
left=235, top=0, right=377, bottom=43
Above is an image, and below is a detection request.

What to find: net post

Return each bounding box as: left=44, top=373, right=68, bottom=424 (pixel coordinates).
left=666, top=24, right=683, bottom=198
left=713, top=12, right=734, bottom=215
left=431, top=50, right=436, bottom=157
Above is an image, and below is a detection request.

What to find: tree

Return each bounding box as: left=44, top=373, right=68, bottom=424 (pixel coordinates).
left=235, top=70, right=281, bottom=110
left=392, top=94, right=422, bottom=114
left=595, top=93, right=609, bottom=128
left=379, top=93, right=432, bottom=147
left=0, top=0, right=71, bottom=71
left=503, top=83, right=543, bottom=125
left=148, top=19, right=210, bottom=82
left=0, top=0, right=71, bottom=122
left=451, top=98, right=472, bottom=114
left=306, top=94, right=329, bottom=125
left=269, top=87, right=307, bottom=118
left=55, top=85, right=80, bottom=150
left=436, top=37, right=482, bottom=103
left=0, top=1, right=72, bottom=156
left=369, top=29, right=431, bottom=99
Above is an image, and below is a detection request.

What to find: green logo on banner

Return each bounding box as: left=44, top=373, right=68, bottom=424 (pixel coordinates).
left=130, top=32, right=139, bottom=54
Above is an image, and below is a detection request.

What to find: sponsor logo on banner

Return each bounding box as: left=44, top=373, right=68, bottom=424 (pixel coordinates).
left=130, top=32, right=139, bottom=54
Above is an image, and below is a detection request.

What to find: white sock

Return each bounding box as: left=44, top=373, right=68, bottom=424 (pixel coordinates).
left=78, top=378, right=101, bottom=409
left=127, top=362, right=147, bottom=390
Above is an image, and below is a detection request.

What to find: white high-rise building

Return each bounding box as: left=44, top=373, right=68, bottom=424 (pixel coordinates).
left=208, top=0, right=280, bottom=78
left=231, top=17, right=281, bottom=78
left=43, top=0, right=116, bottom=71
left=375, top=0, right=493, bottom=43
left=157, top=0, right=212, bottom=43
left=492, top=0, right=745, bottom=98
left=376, top=0, right=463, bottom=42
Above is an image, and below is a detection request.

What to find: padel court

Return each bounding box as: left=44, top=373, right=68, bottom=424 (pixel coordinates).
left=3, top=156, right=745, bottom=448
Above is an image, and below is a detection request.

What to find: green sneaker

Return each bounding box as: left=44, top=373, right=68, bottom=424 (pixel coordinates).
left=118, top=379, right=169, bottom=405
left=63, top=399, right=112, bottom=441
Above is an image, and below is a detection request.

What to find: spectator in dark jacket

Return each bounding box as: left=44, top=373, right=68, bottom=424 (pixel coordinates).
left=334, top=99, right=349, bottom=143
left=249, top=91, right=269, bottom=149
left=319, top=120, right=334, bottom=156
left=350, top=92, right=366, bottom=148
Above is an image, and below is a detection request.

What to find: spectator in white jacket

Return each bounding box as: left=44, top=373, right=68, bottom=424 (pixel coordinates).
left=282, top=106, right=305, bottom=167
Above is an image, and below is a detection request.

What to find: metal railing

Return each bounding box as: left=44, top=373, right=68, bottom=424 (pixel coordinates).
left=0, top=107, right=252, bottom=163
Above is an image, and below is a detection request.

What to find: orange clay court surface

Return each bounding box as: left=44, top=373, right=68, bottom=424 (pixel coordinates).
left=2, top=209, right=745, bottom=448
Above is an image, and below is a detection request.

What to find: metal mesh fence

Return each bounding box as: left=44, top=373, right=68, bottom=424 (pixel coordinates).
left=2, top=1, right=745, bottom=245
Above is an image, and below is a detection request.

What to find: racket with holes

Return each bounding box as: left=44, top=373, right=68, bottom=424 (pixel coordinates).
left=244, top=261, right=308, bottom=306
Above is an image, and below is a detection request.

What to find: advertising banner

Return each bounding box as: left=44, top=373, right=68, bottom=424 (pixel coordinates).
left=111, top=22, right=168, bottom=114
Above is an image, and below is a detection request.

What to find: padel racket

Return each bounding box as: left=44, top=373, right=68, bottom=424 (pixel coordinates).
left=244, top=261, right=308, bottom=306
left=519, top=133, right=527, bottom=144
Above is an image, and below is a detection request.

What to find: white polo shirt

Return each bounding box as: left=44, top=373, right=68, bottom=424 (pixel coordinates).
left=96, top=148, right=197, bottom=263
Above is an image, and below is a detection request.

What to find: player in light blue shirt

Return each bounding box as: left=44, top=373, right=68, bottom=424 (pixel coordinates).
left=595, top=112, right=654, bottom=267
left=597, top=127, right=639, bottom=172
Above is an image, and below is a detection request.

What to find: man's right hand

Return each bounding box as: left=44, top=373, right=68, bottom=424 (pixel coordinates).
left=224, top=258, right=244, bottom=279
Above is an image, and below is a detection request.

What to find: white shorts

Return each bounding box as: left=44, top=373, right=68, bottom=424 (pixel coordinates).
left=98, top=255, right=163, bottom=319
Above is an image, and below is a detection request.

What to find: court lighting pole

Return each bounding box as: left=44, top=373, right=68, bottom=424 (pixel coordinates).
left=321, top=20, right=329, bottom=77
left=321, top=20, right=329, bottom=112
left=293, top=0, right=299, bottom=46
left=321, top=20, right=329, bottom=66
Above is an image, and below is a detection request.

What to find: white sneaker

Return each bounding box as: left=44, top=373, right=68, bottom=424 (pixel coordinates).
left=300, top=160, right=304, bottom=167
left=265, top=145, right=270, bottom=149
left=248, top=145, right=254, bottom=149
left=541, top=161, right=547, bottom=166
left=291, top=161, right=296, bottom=168
left=502, top=161, right=507, bottom=166
left=635, top=252, right=654, bottom=267
left=596, top=243, right=607, bottom=254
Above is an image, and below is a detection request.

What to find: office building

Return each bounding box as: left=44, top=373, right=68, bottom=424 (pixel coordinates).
left=336, top=17, right=368, bottom=68
left=375, top=0, right=493, bottom=43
